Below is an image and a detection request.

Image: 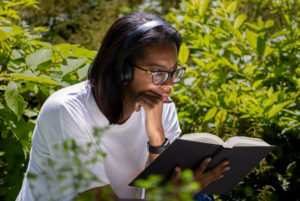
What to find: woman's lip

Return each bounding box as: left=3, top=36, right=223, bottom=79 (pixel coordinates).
left=162, top=94, right=170, bottom=101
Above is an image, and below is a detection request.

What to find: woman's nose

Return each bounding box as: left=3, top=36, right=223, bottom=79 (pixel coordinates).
left=161, top=75, right=174, bottom=89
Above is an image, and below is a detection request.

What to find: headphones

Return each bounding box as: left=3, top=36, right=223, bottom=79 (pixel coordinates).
left=115, top=20, right=168, bottom=85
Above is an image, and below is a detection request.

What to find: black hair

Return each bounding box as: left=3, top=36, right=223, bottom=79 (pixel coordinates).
left=88, top=12, right=182, bottom=124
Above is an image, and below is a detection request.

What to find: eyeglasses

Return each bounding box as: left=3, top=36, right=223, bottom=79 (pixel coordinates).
left=133, top=63, right=186, bottom=85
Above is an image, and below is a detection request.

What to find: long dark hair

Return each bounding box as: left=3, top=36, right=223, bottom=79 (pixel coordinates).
left=88, top=12, right=182, bottom=124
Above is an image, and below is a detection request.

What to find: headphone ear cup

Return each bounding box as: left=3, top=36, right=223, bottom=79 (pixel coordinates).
left=121, top=62, right=133, bottom=85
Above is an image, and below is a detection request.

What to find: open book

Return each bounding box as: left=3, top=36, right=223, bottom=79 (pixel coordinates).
left=129, top=133, right=274, bottom=195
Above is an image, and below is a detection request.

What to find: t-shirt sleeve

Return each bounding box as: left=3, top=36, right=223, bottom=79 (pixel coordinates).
left=162, top=102, right=182, bottom=143
left=37, top=97, right=109, bottom=198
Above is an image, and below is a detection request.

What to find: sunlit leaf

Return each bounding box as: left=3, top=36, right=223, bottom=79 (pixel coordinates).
left=61, top=58, right=86, bottom=76
left=198, top=0, right=211, bottom=17
left=245, top=29, right=257, bottom=50
left=264, top=45, right=273, bottom=57
left=234, top=14, right=247, bottom=29
left=265, top=20, right=274, bottom=29
left=243, top=65, right=258, bottom=76
left=5, top=81, right=27, bottom=119
left=11, top=74, right=59, bottom=85
left=267, top=100, right=293, bottom=118
left=253, top=80, right=263, bottom=89
left=77, top=63, right=90, bottom=80
left=25, top=49, right=52, bottom=70
left=178, top=43, right=189, bottom=65
left=203, top=107, right=218, bottom=122
left=226, top=0, right=237, bottom=14
left=215, top=109, right=227, bottom=127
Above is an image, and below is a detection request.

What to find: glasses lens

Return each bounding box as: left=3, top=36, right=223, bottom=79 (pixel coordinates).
left=153, top=72, right=168, bottom=85
left=172, top=68, right=185, bottom=82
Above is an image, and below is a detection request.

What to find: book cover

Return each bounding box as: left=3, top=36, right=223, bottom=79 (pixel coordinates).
left=129, top=134, right=274, bottom=195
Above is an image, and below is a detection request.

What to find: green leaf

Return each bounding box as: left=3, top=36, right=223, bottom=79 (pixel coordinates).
left=25, top=49, right=52, bottom=70
left=234, top=14, right=247, bottom=29
left=267, top=100, right=293, bottom=118
left=5, top=81, right=27, bottom=119
left=221, top=57, right=238, bottom=72
left=243, top=65, right=258, bottom=76
left=253, top=80, right=263, bottom=89
left=257, top=37, right=266, bottom=55
left=265, top=20, right=274, bottom=29
left=215, top=109, right=227, bottom=127
left=264, top=45, right=273, bottom=57
left=283, top=14, right=291, bottom=25
left=226, top=1, right=237, bottom=14
left=11, top=74, right=59, bottom=85
left=203, top=107, right=218, bottom=122
left=286, top=161, right=296, bottom=177
left=77, top=63, right=90, bottom=80
left=61, top=58, right=86, bottom=76
left=178, top=43, right=189, bottom=65
left=228, top=46, right=242, bottom=56
left=245, top=29, right=257, bottom=50
left=199, top=0, right=211, bottom=17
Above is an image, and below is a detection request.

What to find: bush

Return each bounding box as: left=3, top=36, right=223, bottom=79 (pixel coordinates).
left=1, top=0, right=299, bottom=200
left=0, top=1, right=95, bottom=199
left=168, top=0, right=299, bottom=200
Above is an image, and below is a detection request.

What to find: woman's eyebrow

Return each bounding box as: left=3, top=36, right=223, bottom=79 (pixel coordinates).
left=148, top=62, right=179, bottom=69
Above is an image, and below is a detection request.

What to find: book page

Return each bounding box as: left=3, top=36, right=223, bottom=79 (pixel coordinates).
left=225, top=136, right=271, bottom=148
left=180, top=133, right=225, bottom=146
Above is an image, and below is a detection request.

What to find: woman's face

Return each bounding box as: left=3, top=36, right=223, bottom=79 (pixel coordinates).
left=123, top=41, right=178, bottom=104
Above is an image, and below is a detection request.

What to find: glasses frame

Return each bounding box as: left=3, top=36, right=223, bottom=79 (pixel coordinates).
left=132, top=63, right=186, bottom=85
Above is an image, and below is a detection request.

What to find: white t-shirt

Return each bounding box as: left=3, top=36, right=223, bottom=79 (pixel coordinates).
left=16, top=81, right=181, bottom=201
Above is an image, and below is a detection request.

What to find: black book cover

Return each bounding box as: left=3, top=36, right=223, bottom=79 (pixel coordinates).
left=129, top=139, right=274, bottom=195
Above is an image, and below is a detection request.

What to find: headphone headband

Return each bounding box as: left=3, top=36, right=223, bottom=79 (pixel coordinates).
left=116, top=20, right=168, bottom=85
left=122, top=20, right=168, bottom=49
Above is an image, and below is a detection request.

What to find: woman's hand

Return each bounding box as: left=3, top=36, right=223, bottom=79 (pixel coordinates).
left=135, top=90, right=165, bottom=146
left=171, top=157, right=230, bottom=191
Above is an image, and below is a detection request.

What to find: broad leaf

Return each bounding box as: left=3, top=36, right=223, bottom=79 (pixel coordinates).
left=5, top=81, right=27, bottom=119
left=11, top=74, right=59, bottom=85
left=25, top=49, right=52, bottom=70
left=61, top=58, right=86, bottom=76
left=245, top=29, right=257, bottom=50
left=77, top=63, right=90, bottom=80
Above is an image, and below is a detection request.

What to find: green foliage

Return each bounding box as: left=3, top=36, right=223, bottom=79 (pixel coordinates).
left=21, top=0, right=181, bottom=50
left=167, top=0, right=300, bottom=200
left=0, top=1, right=96, bottom=200
left=1, top=0, right=299, bottom=200
left=135, top=169, right=200, bottom=201
left=27, top=128, right=106, bottom=201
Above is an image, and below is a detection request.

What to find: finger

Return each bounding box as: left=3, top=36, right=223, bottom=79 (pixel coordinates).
left=170, top=166, right=181, bottom=186
left=222, top=165, right=231, bottom=172
left=220, top=160, right=230, bottom=168
left=136, top=96, right=159, bottom=109
left=214, top=165, right=230, bottom=180
left=195, top=157, right=211, bottom=177
left=136, top=94, right=163, bottom=109
left=143, top=90, right=164, bottom=100
left=208, top=161, right=230, bottom=180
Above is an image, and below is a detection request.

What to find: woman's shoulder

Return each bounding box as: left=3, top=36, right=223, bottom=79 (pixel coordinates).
left=44, top=81, right=88, bottom=106
left=38, top=81, right=90, bottom=120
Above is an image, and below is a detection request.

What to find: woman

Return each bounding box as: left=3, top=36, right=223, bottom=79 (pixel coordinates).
left=17, top=12, right=230, bottom=201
